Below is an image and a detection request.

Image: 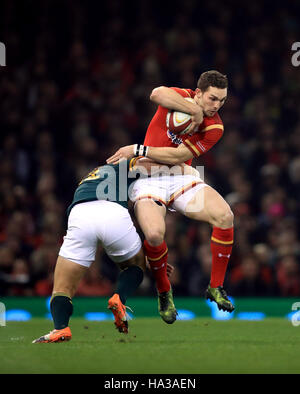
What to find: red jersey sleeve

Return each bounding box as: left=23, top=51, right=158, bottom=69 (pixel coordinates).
left=182, top=113, right=224, bottom=157
left=170, top=87, right=195, bottom=99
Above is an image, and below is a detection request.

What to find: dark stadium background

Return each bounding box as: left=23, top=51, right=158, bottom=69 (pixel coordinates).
left=0, top=0, right=300, bottom=315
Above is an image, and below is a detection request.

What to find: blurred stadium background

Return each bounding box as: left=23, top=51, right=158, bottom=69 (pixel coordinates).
left=0, top=0, right=300, bottom=321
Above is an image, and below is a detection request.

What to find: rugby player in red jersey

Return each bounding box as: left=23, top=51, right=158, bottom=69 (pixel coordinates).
left=107, top=71, right=235, bottom=323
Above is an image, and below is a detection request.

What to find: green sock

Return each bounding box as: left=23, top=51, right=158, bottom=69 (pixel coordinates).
left=50, top=294, right=73, bottom=330
left=116, top=266, right=144, bottom=304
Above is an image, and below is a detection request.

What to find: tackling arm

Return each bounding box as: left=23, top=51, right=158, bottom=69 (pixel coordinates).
left=106, top=143, right=193, bottom=166
left=145, top=144, right=193, bottom=165
left=134, top=157, right=200, bottom=177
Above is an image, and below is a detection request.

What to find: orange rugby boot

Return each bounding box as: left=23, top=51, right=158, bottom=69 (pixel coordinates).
left=108, top=294, right=132, bottom=334
left=32, top=327, right=72, bottom=343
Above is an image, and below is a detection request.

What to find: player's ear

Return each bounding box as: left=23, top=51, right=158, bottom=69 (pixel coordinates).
left=195, top=88, right=202, bottom=97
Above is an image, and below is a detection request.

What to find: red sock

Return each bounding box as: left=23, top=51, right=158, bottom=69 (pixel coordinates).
left=143, top=240, right=170, bottom=293
left=210, top=226, right=234, bottom=288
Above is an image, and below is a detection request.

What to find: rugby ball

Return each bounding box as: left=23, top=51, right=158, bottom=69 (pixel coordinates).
left=166, top=97, right=195, bottom=135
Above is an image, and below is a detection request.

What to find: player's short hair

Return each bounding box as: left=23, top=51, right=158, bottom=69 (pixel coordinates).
left=197, top=70, right=228, bottom=92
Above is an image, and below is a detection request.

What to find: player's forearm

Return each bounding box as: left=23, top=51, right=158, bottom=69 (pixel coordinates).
left=150, top=86, right=200, bottom=115
left=135, top=158, right=198, bottom=177
left=106, top=143, right=193, bottom=166
left=146, top=146, right=192, bottom=165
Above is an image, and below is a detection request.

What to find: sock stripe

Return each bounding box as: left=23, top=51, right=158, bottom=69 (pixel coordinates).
left=210, top=226, right=234, bottom=288
left=146, top=248, right=168, bottom=262
left=211, top=236, right=233, bottom=245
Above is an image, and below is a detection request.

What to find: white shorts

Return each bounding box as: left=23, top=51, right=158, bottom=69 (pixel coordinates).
left=129, top=174, right=207, bottom=214
left=59, top=200, right=142, bottom=267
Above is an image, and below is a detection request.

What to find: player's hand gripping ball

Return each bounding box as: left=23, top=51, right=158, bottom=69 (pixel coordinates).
left=166, top=97, right=195, bottom=135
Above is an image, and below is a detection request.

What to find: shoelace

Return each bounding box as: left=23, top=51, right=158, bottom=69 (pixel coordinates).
left=124, top=305, right=133, bottom=320
left=43, top=329, right=57, bottom=339
left=218, top=286, right=230, bottom=301
left=159, top=293, right=170, bottom=310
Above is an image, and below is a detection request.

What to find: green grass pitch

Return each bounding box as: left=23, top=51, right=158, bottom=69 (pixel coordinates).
left=1, top=317, right=300, bottom=374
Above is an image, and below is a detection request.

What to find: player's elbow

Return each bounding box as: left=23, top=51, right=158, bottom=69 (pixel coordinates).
left=150, top=86, right=166, bottom=103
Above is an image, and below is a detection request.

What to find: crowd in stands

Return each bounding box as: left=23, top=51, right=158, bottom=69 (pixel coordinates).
left=1, top=0, right=300, bottom=297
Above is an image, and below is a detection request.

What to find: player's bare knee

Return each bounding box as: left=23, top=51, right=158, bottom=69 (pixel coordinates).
left=145, top=229, right=165, bottom=246
left=214, top=207, right=234, bottom=228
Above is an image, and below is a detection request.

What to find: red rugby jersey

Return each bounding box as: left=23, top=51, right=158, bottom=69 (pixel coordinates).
left=143, top=87, right=224, bottom=165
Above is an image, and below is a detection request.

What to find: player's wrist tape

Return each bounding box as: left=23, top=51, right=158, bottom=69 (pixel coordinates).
left=133, top=144, right=149, bottom=157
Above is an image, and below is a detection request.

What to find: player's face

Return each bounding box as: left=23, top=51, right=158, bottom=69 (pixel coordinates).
left=195, top=86, right=227, bottom=117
